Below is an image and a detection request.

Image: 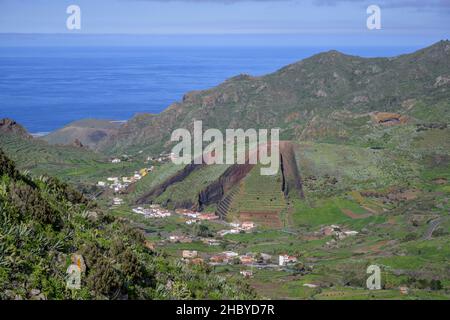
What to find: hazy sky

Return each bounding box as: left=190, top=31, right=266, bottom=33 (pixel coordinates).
left=0, top=0, right=448, bottom=46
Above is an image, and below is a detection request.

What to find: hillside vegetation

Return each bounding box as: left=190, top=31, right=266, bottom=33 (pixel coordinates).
left=0, top=149, right=255, bottom=300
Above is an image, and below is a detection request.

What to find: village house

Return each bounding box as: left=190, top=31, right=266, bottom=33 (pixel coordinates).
left=241, top=222, right=256, bottom=231
left=239, top=255, right=256, bottom=265
left=132, top=206, right=171, bottom=218
left=133, top=173, right=142, bottom=180
left=97, top=181, right=106, bottom=187
left=222, top=251, right=239, bottom=259
left=182, top=250, right=198, bottom=259
left=279, top=254, right=298, bottom=266
left=111, top=158, right=121, bottom=163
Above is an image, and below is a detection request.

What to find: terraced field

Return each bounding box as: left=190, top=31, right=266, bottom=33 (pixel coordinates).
left=227, top=165, right=287, bottom=227
left=0, top=133, right=144, bottom=186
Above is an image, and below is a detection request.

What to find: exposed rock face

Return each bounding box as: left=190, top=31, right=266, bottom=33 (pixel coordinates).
left=198, top=163, right=254, bottom=209
left=280, top=141, right=304, bottom=198
left=370, top=112, right=408, bottom=125
left=0, top=118, right=31, bottom=139
left=72, top=139, right=84, bottom=148
left=434, top=75, right=450, bottom=88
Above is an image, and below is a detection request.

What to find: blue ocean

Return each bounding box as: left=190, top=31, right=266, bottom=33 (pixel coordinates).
left=0, top=45, right=419, bottom=134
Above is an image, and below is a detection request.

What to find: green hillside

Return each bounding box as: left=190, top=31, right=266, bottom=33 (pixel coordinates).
left=0, top=148, right=255, bottom=300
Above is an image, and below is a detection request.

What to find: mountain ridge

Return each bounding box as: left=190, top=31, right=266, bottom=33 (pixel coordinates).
left=94, top=40, right=450, bottom=156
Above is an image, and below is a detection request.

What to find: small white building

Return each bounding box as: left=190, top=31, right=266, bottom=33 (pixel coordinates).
left=97, top=181, right=106, bottom=187
left=241, top=222, right=255, bottom=231
left=279, top=254, right=298, bottom=266
left=111, top=158, right=121, bottom=163
left=222, top=251, right=239, bottom=259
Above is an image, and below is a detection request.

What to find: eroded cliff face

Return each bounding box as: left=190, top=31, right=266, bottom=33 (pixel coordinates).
left=280, top=141, right=304, bottom=199
left=0, top=118, right=32, bottom=139
left=198, top=163, right=255, bottom=209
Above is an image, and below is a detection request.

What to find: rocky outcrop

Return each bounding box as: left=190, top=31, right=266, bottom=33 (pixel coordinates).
left=199, top=163, right=254, bottom=210
left=0, top=118, right=31, bottom=139
left=72, top=139, right=84, bottom=148
left=280, top=141, right=304, bottom=199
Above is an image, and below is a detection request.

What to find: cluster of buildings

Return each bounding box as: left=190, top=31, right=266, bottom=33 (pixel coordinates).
left=181, top=249, right=298, bottom=268
left=175, top=209, right=220, bottom=224
left=167, top=234, right=222, bottom=246
left=209, top=251, right=272, bottom=265
left=98, top=166, right=154, bottom=193
left=132, top=205, right=171, bottom=218
left=278, top=254, right=298, bottom=266
left=217, top=221, right=256, bottom=236
left=181, top=250, right=205, bottom=266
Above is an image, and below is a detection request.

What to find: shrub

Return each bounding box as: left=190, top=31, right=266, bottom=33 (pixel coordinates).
left=8, top=182, right=62, bottom=228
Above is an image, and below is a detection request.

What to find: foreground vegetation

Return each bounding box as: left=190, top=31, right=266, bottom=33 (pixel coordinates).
left=0, top=149, right=255, bottom=299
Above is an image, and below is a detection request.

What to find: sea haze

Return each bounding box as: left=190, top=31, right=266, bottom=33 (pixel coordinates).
left=0, top=45, right=419, bottom=134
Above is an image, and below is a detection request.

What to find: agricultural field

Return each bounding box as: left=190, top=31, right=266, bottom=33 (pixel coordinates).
left=227, top=165, right=287, bottom=227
